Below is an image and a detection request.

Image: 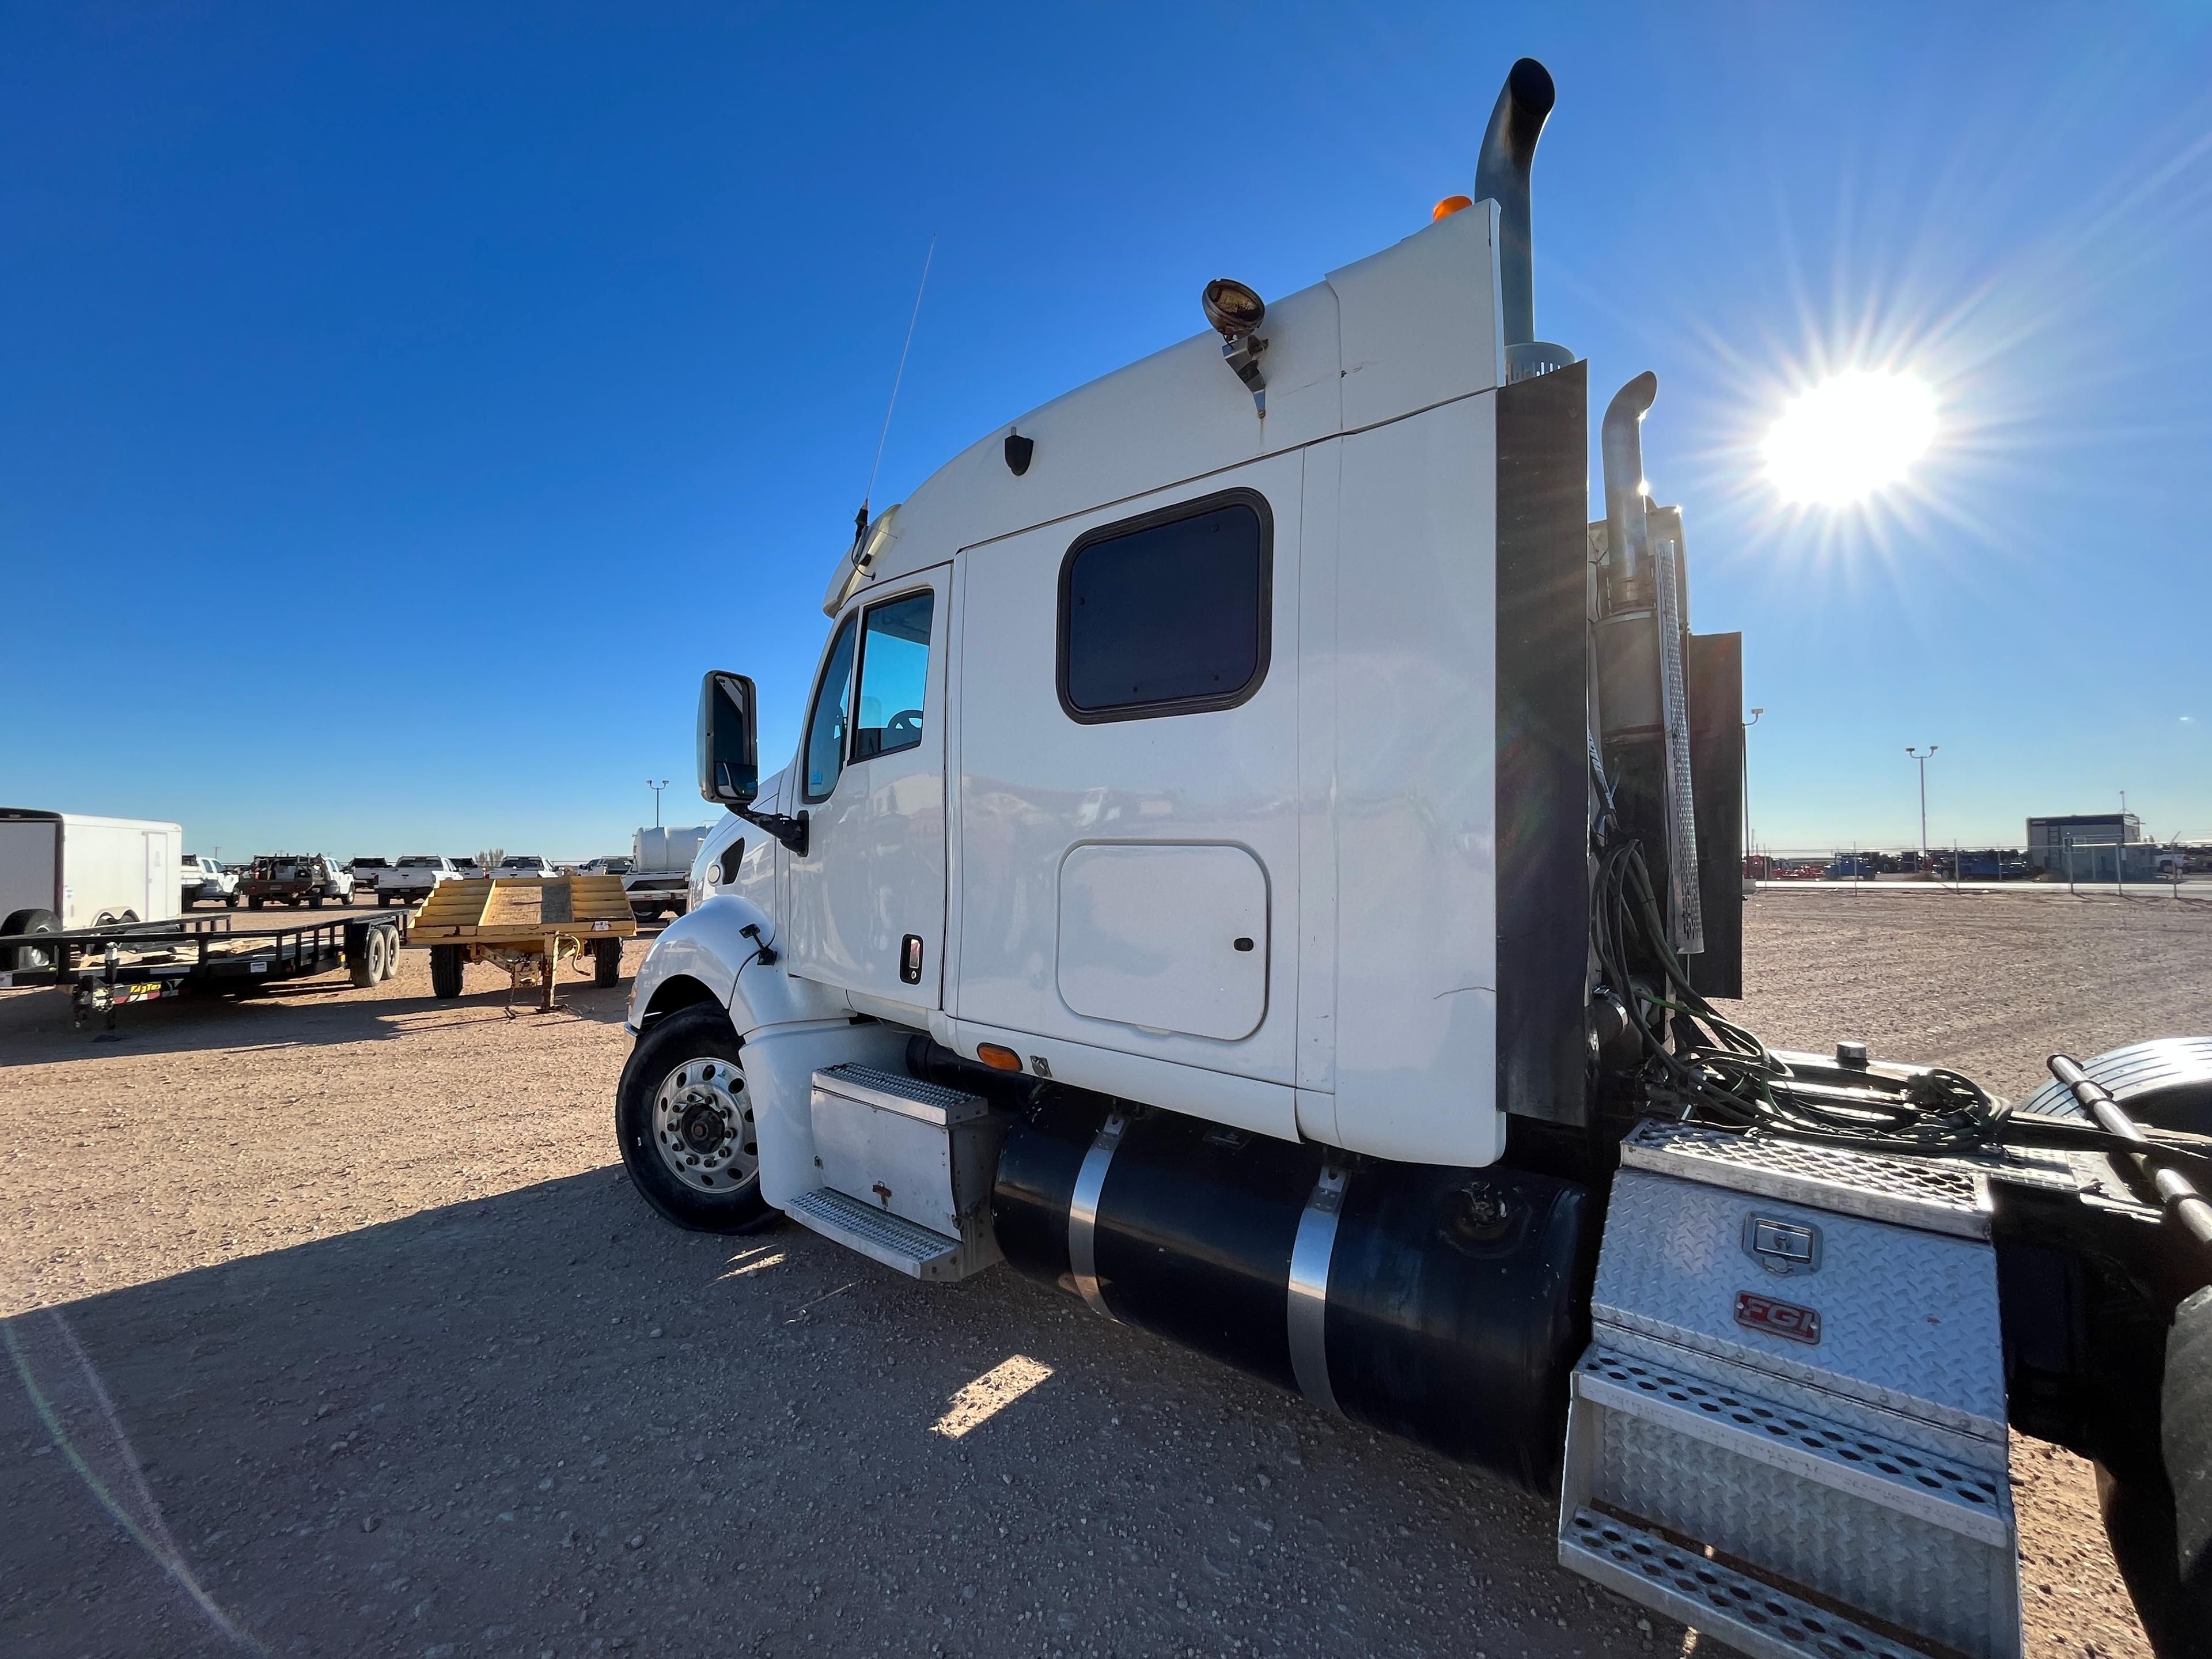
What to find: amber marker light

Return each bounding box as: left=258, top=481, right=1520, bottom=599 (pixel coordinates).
left=976, top=1043, right=1023, bottom=1071
left=1432, top=194, right=1474, bottom=222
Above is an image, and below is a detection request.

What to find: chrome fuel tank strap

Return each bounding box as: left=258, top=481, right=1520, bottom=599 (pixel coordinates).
left=1286, top=1164, right=1349, bottom=1416
left=1067, top=1112, right=1127, bottom=1320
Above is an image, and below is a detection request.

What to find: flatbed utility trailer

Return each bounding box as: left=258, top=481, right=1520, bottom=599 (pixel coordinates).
left=406, top=874, right=634, bottom=1010
left=0, top=910, right=406, bottom=1028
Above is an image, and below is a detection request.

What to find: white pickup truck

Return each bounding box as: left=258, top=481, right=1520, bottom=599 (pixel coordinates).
left=374, top=855, right=463, bottom=907
left=179, top=854, right=240, bottom=908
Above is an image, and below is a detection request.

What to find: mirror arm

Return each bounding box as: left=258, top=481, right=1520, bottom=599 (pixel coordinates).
left=737, top=807, right=808, bottom=857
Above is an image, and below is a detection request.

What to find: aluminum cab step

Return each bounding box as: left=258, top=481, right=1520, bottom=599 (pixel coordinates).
left=1560, top=1508, right=1940, bottom=1659
left=786, top=1187, right=971, bottom=1281
left=1562, top=1121, right=2022, bottom=1658
left=1563, top=1348, right=2019, bottom=1656
left=794, top=1064, right=1006, bottom=1283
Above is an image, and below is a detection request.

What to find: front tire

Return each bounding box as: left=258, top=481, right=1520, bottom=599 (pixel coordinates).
left=616, top=1004, right=776, bottom=1234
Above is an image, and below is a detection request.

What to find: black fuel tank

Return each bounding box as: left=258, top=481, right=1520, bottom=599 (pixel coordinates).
left=992, top=1105, right=1596, bottom=1495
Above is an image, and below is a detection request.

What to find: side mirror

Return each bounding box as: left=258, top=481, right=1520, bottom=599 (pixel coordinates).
left=697, top=671, right=759, bottom=806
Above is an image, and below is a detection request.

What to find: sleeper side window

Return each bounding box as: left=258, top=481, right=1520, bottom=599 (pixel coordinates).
left=851, top=592, right=934, bottom=762
left=801, top=616, right=858, bottom=802
left=1057, top=490, right=1271, bottom=722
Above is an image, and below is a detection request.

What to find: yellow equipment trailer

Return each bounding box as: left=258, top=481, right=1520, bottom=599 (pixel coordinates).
left=406, top=874, right=637, bottom=1012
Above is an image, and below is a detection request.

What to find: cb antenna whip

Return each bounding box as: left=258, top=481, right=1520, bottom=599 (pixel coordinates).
left=856, top=234, right=936, bottom=540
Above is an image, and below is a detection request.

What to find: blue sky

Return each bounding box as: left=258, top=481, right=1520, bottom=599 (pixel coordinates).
left=3, top=3, right=2209, bottom=859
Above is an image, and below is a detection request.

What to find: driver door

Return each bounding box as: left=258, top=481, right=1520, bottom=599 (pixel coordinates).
left=781, top=565, right=949, bottom=1014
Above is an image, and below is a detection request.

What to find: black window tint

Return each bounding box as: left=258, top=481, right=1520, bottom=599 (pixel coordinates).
left=851, top=592, right=934, bottom=762
left=1059, top=493, right=1270, bottom=720
left=802, top=616, right=858, bottom=802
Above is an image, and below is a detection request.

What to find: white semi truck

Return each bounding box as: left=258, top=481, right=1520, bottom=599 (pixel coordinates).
left=613, top=62, right=2211, bottom=1659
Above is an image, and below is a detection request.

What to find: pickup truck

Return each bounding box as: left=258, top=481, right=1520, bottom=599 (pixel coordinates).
left=179, top=854, right=240, bottom=908
left=375, top=855, right=463, bottom=907
left=240, top=854, right=354, bottom=910
left=348, top=857, right=389, bottom=899
left=490, top=855, right=554, bottom=881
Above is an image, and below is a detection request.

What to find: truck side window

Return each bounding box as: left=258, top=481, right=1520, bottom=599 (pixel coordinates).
left=851, top=592, right=934, bottom=762
left=1058, top=490, right=1270, bottom=722
left=802, top=615, right=858, bottom=802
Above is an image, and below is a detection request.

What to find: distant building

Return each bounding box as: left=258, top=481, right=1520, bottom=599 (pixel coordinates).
left=2027, top=813, right=2160, bottom=881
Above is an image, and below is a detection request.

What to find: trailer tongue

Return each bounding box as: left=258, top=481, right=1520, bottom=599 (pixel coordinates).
left=613, top=58, right=2211, bottom=1658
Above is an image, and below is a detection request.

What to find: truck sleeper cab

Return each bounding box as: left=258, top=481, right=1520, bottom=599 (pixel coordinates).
left=616, top=60, right=2211, bottom=1659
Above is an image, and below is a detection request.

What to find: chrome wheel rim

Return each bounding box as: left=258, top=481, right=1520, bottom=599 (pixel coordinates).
left=650, top=1056, right=757, bottom=1195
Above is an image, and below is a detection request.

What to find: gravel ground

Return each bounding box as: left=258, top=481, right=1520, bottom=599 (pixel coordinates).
left=3, top=891, right=2208, bottom=1659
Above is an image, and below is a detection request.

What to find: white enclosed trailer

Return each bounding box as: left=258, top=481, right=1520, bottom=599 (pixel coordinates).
left=0, top=808, right=182, bottom=943
left=613, top=61, right=2212, bottom=1659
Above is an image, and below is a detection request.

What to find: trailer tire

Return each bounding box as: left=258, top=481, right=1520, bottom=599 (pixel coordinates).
left=350, top=926, right=387, bottom=989
left=378, top=926, right=400, bottom=980
left=430, top=945, right=464, bottom=999
left=616, top=1004, right=777, bottom=1235
left=593, top=938, right=621, bottom=987
left=1, top=908, right=59, bottom=971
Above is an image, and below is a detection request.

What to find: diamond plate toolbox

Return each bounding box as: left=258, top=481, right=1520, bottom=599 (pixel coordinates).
left=1592, top=1167, right=2006, bottom=1444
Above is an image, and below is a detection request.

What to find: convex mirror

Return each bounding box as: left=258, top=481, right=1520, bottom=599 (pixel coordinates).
left=697, top=671, right=759, bottom=805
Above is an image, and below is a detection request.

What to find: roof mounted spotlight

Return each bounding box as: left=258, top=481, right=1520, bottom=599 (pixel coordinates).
left=1202, top=278, right=1269, bottom=419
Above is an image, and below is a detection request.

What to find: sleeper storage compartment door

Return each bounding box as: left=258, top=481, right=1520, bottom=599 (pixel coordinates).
left=1056, top=842, right=1268, bottom=1041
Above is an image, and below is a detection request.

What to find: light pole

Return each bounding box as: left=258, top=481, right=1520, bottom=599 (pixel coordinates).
left=647, top=778, right=669, bottom=830
left=1907, top=746, right=1938, bottom=877
left=1742, top=708, right=1764, bottom=889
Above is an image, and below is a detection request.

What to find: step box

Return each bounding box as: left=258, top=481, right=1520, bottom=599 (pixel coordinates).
left=1562, top=1348, right=2020, bottom=1658
left=1561, top=1121, right=2022, bottom=1659
left=806, top=1064, right=1003, bottom=1279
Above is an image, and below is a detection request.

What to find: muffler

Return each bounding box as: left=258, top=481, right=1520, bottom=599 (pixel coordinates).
left=993, top=1100, right=1596, bottom=1494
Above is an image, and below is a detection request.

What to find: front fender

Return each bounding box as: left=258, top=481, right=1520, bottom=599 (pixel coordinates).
left=624, top=894, right=848, bottom=1039
left=623, top=893, right=900, bottom=1213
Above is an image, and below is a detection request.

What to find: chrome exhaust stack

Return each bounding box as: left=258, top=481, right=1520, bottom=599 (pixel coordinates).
left=1476, top=57, right=1572, bottom=382
left=1594, top=370, right=1706, bottom=958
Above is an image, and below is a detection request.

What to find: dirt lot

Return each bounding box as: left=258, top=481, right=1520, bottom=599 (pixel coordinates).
left=3, top=891, right=2207, bottom=1659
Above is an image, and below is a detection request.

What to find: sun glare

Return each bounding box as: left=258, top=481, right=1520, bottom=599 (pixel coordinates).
left=1764, top=371, right=1937, bottom=506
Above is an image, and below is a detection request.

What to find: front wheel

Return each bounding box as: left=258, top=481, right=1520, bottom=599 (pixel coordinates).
left=616, top=1004, right=776, bottom=1234
left=224, top=893, right=240, bottom=908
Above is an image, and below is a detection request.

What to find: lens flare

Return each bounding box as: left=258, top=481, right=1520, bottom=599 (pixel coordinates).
left=1764, top=372, right=1937, bottom=505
